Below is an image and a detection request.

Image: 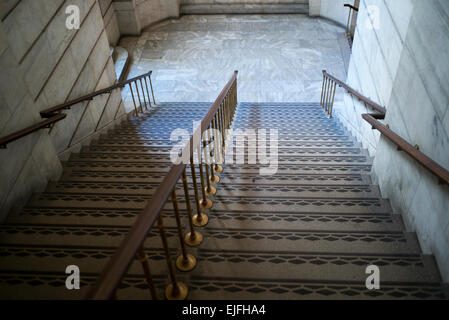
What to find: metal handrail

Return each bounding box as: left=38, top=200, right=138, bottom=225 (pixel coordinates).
left=344, top=3, right=359, bottom=11
left=322, top=70, right=386, bottom=116
left=321, top=70, right=449, bottom=186
left=0, top=71, right=156, bottom=150
left=0, top=114, right=66, bottom=149
left=87, top=71, right=239, bottom=300
left=344, top=3, right=359, bottom=41
left=362, top=114, right=449, bottom=185
left=40, top=71, right=154, bottom=117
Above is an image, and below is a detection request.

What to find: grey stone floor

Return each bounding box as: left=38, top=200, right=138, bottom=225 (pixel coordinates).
left=119, top=14, right=349, bottom=108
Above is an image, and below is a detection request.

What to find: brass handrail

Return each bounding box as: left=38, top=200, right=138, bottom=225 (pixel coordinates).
left=0, top=114, right=66, bottom=149
left=344, top=3, right=359, bottom=41
left=362, top=114, right=449, bottom=185
left=321, top=70, right=449, bottom=186
left=0, top=71, right=156, bottom=150
left=87, top=71, right=238, bottom=300
left=40, top=71, right=155, bottom=117
left=321, top=70, right=386, bottom=116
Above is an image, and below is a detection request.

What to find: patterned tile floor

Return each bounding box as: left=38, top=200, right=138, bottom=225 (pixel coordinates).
left=119, top=14, right=349, bottom=107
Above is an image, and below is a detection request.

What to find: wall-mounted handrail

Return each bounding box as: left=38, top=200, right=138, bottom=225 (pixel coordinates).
left=321, top=70, right=449, bottom=187
left=40, top=71, right=154, bottom=117
left=344, top=4, right=359, bottom=12
left=344, top=3, right=359, bottom=42
left=322, top=70, right=386, bottom=116
left=362, top=114, right=449, bottom=185
left=0, top=114, right=66, bottom=149
left=87, top=71, right=239, bottom=300
left=0, top=71, right=156, bottom=150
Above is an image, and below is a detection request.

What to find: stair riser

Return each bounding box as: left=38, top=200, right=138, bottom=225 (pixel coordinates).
left=70, top=154, right=373, bottom=165
left=28, top=193, right=392, bottom=214
left=45, top=181, right=381, bottom=199
left=61, top=170, right=373, bottom=186
left=63, top=162, right=373, bottom=175
left=0, top=247, right=439, bottom=283
left=0, top=226, right=420, bottom=254
left=8, top=207, right=405, bottom=232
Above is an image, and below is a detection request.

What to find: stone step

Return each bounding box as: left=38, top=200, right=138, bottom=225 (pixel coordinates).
left=27, top=192, right=391, bottom=214
left=0, top=245, right=441, bottom=284
left=81, top=145, right=367, bottom=157
left=0, top=224, right=421, bottom=255
left=102, top=134, right=355, bottom=143
left=113, top=128, right=349, bottom=136
left=61, top=169, right=372, bottom=185
left=7, top=205, right=404, bottom=232
left=92, top=139, right=360, bottom=149
left=44, top=181, right=382, bottom=199
left=69, top=153, right=373, bottom=165
left=0, top=270, right=445, bottom=300
left=62, top=161, right=373, bottom=175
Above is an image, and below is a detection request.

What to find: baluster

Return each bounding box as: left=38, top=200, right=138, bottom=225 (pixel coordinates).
left=323, top=76, right=328, bottom=110
left=320, top=73, right=326, bottom=108
left=211, top=116, right=223, bottom=173
left=144, top=76, right=153, bottom=109
left=224, top=95, right=231, bottom=143
left=129, top=83, right=140, bottom=117
left=149, top=74, right=157, bottom=105
left=137, top=244, right=158, bottom=299
left=190, top=154, right=209, bottom=227
left=207, top=126, right=220, bottom=184
left=139, top=78, right=149, bottom=111
left=157, top=214, right=188, bottom=300
left=220, top=101, right=226, bottom=152
left=329, top=82, right=337, bottom=118
left=181, top=170, right=204, bottom=247
left=325, top=77, right=331, bottom=113
left=326, top=79, right=333, bottom=114
left=202, top=131, right=216, bottom=196
left=197, top=144, right=213, bottom=209
left=171, top=189, right=197, bottom=271
left=134, top=80, right=145, bottom=114
left=346, top=8, right=352, bottom=37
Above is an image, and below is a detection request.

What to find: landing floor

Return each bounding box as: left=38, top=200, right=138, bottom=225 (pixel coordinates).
left=119, top=14, right=349, bottom=107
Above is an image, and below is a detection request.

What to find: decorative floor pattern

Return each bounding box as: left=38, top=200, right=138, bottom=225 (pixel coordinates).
left=119, top=14, right=349, bottom=107
left=0, top=102, right=446, bottom=300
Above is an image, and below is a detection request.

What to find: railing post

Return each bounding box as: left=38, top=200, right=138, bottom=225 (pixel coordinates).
left=190, top=154, right=209, bottom=227
left=137, top=244, right=158, bottom=300
left=213, top=115, right=223, bottom=173
left=149, top=74, right=157, bottom=105
left=134, top=81, right=145, bottom=114
left=181, top=169, right=204, bottom=247
left=157, top=214, right=188, bottom=300
left=129, top=83, right=140, bottom=117
left=207, top=126, right=220, bottom=184
left=139, top=78, right=149, bottom=111
left=329, top=82, right=337, bottom=118
left=320, top=71, right=326, bottom=108
left=197, top=144, right=213, bottom=209
left=144, top=76, right=153, bottom=109
left=171, top=189, right=197, bottom=271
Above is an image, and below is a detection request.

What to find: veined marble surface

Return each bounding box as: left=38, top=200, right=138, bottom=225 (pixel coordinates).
left=119, top=14, right=348, bottom=107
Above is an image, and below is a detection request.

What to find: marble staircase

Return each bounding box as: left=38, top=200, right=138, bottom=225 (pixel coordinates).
left=0, top=102, right=447, bottom=299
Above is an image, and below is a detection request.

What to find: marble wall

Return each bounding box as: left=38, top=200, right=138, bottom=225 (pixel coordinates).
left=113, top=0, right=181, bottom=35
left=333, top=0, right=449, bottom=281
left=0, top=0, right=126, bottom=221
left=99, top=0, right=121, bottom=45
left=180, top=0, right=309, bottom=14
